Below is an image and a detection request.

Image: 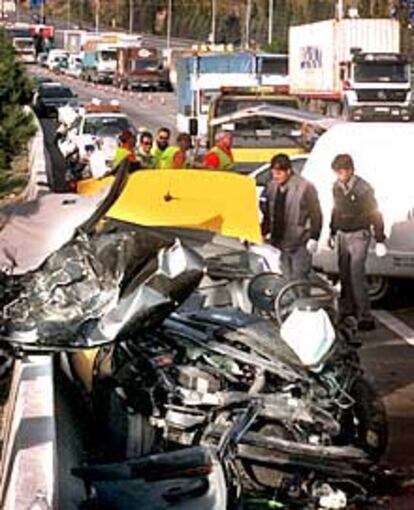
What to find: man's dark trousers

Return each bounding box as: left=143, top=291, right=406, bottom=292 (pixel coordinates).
left=337, top=229, right=371, bottom=321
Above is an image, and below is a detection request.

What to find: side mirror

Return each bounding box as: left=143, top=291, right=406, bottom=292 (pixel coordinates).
left=189, top=118, right=198, bottom=137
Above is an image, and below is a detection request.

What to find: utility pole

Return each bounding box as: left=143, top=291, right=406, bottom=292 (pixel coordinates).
left=129, top=0, right=133, bottom=33
left=336, top=0, right=344, bottom=20
left=211, top=0, right=216, bottom=45
left=67, top=0, right=71, bottom=28
left=95, top=0, right=100, bottom=32
left=268, top=0, right=274, bottom=45
left=40, top=0, right=45, bottom=23
left=167, top=0, right=172, bottom=49
left=245, top=0, right=252, bottom=49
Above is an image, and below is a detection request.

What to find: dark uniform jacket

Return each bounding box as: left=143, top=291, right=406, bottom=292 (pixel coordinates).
left=260, top=174, right=322, bottom=250
left=330, top=175, right=385, bottom=242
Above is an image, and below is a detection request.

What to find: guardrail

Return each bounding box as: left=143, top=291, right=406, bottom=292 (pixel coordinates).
left=24, top=106, right=51, bottom=200
left=0, top=109, right=55, bottom=509
left=0, top=356, right=55, bottom=510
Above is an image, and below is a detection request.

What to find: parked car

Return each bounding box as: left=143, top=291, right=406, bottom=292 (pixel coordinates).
left=33, top=83, right=78, bottom=117
left=37, top=52, right=48, bottom=67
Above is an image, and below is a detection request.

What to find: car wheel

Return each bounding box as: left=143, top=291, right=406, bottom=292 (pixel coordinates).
left=367, top=275, right=389, bottom=303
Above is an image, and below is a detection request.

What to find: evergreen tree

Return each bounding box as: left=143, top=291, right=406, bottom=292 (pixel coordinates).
left=0, top=30, right=36, bottom=176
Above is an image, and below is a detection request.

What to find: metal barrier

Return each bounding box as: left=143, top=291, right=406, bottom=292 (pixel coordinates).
left=0, top=357, right=55, bottom=510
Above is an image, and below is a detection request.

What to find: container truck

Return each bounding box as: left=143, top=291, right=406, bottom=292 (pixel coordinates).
left=82, top=43, right=118, bottom=84
left=289, top=18, right=411, bottom=121
left=114, top=46, right=171, bottom=91
left=176, top=52, right=289, bottom=136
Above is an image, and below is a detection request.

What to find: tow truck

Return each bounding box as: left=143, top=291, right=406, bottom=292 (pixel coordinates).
left=206, top=87, right=307, bottom=173
left=57, top=100, right=136, bottom=184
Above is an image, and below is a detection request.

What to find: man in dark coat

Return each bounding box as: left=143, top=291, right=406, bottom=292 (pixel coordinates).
left=330, top=153, right=386, bottom=330
left=260, top=153, right=322, bottom=281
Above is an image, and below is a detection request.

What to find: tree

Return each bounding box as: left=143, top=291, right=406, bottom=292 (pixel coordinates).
left=0, top=30, right=36, bottom=181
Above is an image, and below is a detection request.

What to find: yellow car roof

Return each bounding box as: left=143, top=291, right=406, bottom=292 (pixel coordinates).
left=77, top=169, right=262, bottom=244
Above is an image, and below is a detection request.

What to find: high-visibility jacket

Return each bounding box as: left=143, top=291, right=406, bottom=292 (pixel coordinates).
left=205, top=145, right=235, bottom=170
left=151, top=145, right=166, bottom=169
left=113, top=145, right=135, bottom=168
left=158, top=146, right=190, bottom=169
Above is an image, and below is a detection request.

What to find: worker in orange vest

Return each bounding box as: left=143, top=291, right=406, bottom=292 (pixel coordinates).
left=203, top=131, right=235, bottom=170
left=113, top=129, right=138, bottom=168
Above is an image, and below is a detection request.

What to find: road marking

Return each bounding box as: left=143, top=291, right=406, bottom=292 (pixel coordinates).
left=372, top=310, right=414, bottom=346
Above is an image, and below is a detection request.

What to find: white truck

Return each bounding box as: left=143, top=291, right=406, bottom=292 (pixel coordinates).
left=12, top=37, right=36, bottom=64
left=289, top=18, right=411, bottom=121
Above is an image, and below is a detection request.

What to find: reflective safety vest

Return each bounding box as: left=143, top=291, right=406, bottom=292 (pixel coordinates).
left=151, top=145, right=164, bottom=168
left=113, top=146, right=134, bottom=168
left=159, top=146, right=182, bottom=169
left=209, top=146, right=235, bottom=170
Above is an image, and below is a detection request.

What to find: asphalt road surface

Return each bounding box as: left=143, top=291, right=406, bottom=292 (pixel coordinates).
left=28, top=66, right=414, bottom=509
left=31, top=65, right=178, bottom=134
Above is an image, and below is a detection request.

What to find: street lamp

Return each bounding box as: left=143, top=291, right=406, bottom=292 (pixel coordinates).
left=167, top=0, right=172, bottom=49
left=268, top=0, right=274, bottom=45
left=211, top=0, right=216, bottom=45
left=336, top=0, right=344, bottom=20
left=245, top=0, right=252, bottom=49
left=95, top=0, right=100, bottom=32
left=129, top=0, right=133, bottom=33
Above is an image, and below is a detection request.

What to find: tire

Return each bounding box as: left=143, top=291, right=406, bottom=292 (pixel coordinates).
left=341, top=376, right=388, bottom=461
left=367, top=275, right=389, bottom=303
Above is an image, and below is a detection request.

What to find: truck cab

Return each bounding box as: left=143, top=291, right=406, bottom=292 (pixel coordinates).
left=115, top=46, right=170, bottom=91
left=342, top=52, right=411, bottom=121
left=12, top=37, right=36, bottom=64
left=207, top=88, right=304, bottom=172
left=82, top=46, right=117, bottom=84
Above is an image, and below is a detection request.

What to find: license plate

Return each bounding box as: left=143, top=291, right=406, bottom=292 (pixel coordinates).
left=374, top=107, right=389, bottom=113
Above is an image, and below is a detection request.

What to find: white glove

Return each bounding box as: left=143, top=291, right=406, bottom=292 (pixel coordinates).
left=375, top=242, right=387, bottom=258
left=306, top=239, right=319, bottom=254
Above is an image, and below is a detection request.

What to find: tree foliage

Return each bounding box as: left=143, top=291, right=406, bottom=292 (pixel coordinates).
left=0, top=30, right=36, bottom=174
left=50, top=0, right=397, bottom=48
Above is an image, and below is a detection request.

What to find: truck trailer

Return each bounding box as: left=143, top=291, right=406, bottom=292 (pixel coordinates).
left=289, top=18, right=411, bottom=121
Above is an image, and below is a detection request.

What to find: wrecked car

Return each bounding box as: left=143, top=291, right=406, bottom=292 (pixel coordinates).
left=0, top=163, right=387, bottom=509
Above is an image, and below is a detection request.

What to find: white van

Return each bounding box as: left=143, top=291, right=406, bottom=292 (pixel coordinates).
left=46, top=49, right=69, bottom=70
left=302, top=122, right=414, bottom=301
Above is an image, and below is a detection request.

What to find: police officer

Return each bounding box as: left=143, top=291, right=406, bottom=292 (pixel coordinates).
left=261, top=153, right=322, bottom=281
left=330, top=154, right=386, bottom=330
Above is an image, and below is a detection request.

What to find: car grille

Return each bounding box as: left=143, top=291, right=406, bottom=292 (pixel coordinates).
left=355, top=89, right=408, bottom=102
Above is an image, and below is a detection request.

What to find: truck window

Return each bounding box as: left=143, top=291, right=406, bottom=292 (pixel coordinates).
left=14, top=40, right=34, bottom=50
left=261, top=57, right=288, bottom=75
left=100, top=51, right=116, bottom=62
left=130, top=59, right=159, bottom=71
left=354, top=63, right=408, bottom=83
left=215, top=97, right=299, bottom=117
left=224, top=117, right=302, bottom=149
left=83, top=117, right=133, bottom=137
